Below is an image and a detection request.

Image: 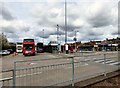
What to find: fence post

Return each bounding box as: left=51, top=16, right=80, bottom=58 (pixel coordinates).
left=72, top=57, right=74, bottom=86
left=81, top=51, right=83, bottom=56
left=104, top=54, right=106, bottom=76
left=13, top=62, right=16, bottom=88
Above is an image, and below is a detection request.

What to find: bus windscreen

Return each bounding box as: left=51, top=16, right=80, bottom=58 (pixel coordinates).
left=23, top=44, right=34, bottom=50
left=37, top=43, right=43, bottom=48
left=23, top=39, right=34, bottom=42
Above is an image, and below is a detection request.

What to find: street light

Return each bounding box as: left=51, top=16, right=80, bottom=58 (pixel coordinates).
left=42, top=29, right=44, bottom=44
left=65, top=0, right=67, bottom=44
left=65, top=0, right=68, bottom=54
left=57, top=24, right=60, bottom=53
left=74, top=31, right=79, bottom=52
left=57, top=24, right=59, bottom=44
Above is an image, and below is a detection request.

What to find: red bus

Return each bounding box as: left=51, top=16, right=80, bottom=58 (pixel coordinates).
left=22, top=39, right=35, bottom=56
left=36, top=42, right=44, bottom=53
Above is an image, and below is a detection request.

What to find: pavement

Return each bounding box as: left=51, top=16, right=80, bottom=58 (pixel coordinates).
left=1, top=51, right=119, bottom=86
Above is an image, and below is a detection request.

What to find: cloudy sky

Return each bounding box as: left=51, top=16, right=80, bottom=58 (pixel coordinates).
left=0, top=0, right=119, bottom=45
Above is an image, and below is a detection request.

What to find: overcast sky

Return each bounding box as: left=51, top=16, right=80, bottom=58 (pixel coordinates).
left=0, top=0, right=119, bottom=45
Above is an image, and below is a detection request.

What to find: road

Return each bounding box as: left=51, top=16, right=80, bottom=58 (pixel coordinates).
left=1, top=51, right=119, bottom=86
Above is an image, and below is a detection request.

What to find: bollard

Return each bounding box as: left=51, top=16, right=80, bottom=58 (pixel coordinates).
left=72, top=57, right=74, bottom=86
left=104, top=54, right=106, bottom=76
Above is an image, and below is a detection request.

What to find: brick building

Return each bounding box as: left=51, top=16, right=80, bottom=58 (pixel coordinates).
left=69, top=37, right=120, bottom=51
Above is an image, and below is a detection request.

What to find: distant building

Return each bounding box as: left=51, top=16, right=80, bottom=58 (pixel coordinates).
left=45, top=41, right=58, bottom=53
left=67, top=37, right=120, bottom=51
left=48, top=41, right=58, bottom=46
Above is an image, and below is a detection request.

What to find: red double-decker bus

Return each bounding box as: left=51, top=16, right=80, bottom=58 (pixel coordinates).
left=22, top=39, right=35, bottom=56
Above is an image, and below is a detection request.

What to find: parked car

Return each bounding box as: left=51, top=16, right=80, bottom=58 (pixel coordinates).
left=0, top=50, right=10, bottom=55
left=7, top=49, right=14, bottom=54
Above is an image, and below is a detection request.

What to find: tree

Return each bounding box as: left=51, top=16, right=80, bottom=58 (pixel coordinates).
left=0, top=33, right=10, bottom=50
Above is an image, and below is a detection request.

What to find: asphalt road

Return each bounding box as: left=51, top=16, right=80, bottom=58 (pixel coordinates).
left=1, top=51, right=119, bottom=86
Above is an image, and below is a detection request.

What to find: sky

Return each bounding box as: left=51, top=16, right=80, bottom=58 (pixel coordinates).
left=0, top=0, right=119, bottom=45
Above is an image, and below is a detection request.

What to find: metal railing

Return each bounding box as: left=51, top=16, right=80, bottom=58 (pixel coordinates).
left=13, top=57, right=74, bottom=86
left=0, top=69, right=13, bottom=86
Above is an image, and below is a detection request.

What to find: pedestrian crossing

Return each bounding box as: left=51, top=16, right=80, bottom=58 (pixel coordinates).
left=93, top=58, right=120, bottom=66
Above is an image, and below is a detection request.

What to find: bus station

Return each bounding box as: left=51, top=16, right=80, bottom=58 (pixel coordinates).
left=0, top=0, right=120, bottom=87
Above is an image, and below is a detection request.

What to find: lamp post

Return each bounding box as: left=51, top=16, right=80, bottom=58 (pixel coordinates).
left=65, top=0, right=67, bottom=44
left=74, top=31, right=79, bottom=52
left=57, top=24, right=59, bottom=44
left=65, top=0, right=68, bottom=54
left=57, top=24, right=61, bottom=53
left=43, top=29, right=44, bottom=44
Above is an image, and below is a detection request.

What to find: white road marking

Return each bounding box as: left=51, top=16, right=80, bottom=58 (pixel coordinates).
left=65, top=63, right=88, bottom=69
left=94, top=59, right=104, bottom=63
left=28, top=63, right=36, bottom=65
left=101, top=60, right=115, bottom=64
left=84, top=59, right=91, bottom=61
left=109, top=61, right=120, bottom=65
left=81, top=63, right=88, bottom=66
left=92, top=58, right=97, bottom=60
left=16, top=71, right=42, bottom=78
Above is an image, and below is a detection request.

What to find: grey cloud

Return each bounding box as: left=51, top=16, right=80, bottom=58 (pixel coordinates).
left=2, top=26, right=30, bottom=33
left=0, top=23, right=31, bottom=41
left=89, top=10, right=113, bottom=28
left=79, top=28, right=104, bottom=41
left=112, top=31, right=120, bottom=35
left=22, top=27, right=30, bottom=32
left=7, top=33, right=19, bottom=38
left=1, top=26, right=14, bottom=33
left=0, top=6, right=15, bottom=20
left=37, top=17, right=55, bottom=27
left=35, top=28, right=64, bottom=39
left=60, top=25, right=80, bottom=32
left=35, top=31, right=50, bottom=38
left=80, top=35, right=102, bottom=41
left=50, top=28, right=65, bottom=35
left=68, top=32, right=75, bottom=37
left=87, top=31, right=103, bottom=36
left=67, top=37, right=74, bottom=42
left=48, top=12, right=58, bottom=18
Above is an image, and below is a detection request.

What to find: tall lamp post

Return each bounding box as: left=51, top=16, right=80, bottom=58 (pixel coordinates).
left=65, top=0, right=68, bottom=54
left=65, top=0, right=67, bottom=44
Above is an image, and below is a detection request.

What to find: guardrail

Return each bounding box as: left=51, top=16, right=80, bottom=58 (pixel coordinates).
left=13, top=56, right=74, bottom=86
left=0, top=76, right=13, bottom=86
left=0, top=69, right=13, bottom=86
